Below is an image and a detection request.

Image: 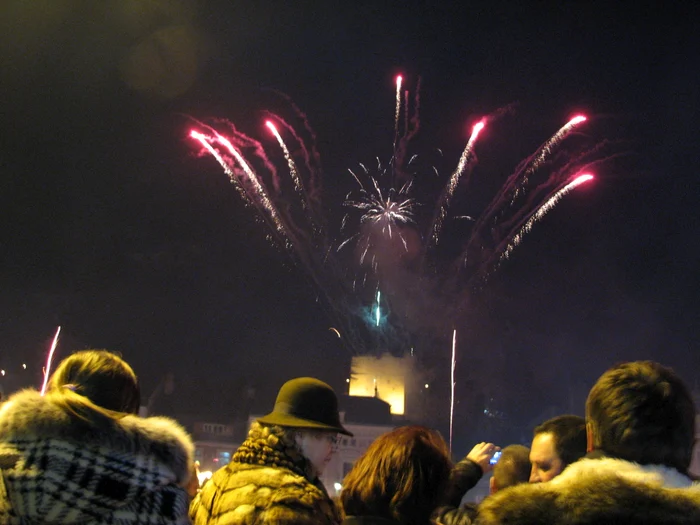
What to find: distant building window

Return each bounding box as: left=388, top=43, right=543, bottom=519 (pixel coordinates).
left=194, top=449, right=203, bottom=461
left=350, top=439, right=356, bottom=446
left=203, top=423, right=226, bottom=434
left=342, top=438, right=348, bottom=446
left=218, top=451, right=231, bottom=465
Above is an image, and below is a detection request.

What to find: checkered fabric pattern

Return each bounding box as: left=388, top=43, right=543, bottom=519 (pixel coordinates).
left=0, top=438, right=190, bottom=524
left=0, top=389, right=194, bottom=525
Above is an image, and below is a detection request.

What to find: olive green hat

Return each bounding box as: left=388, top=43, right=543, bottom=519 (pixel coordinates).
left=257, top=377, right=353, bottom=436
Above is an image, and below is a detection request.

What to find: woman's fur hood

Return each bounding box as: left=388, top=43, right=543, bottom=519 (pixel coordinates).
left=0, top=388, right=193, bottom=481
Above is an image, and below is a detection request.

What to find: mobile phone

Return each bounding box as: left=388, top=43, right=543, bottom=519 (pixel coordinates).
left=489, top=450, right=502, bottom=465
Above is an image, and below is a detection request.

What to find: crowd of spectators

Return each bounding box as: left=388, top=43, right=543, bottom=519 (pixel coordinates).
left=0, top=351, right=697, bottom=525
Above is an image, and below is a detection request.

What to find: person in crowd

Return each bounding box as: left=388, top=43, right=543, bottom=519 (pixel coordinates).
left=432, top=442, right=529, bottom=524
left=489, top=445, right=530, bottom=493
left=432, top=441, right=498, bottom=525
left=476, top=361, right=700, bottom=524
left=529, top=414, right=586, bottom=482
left=190, top=377, right=351, bottom=525
left=0, top=350, right=194, bottom=524
left=186, top=461, right=202, bottom=499
left=339, top=425, right=453, bottom=525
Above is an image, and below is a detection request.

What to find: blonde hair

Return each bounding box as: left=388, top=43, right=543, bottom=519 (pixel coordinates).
left=233, top=422, right=314, bottom=479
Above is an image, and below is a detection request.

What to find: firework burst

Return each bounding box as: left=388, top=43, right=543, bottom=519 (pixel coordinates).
left=188, top=75, right=604, bottom=355
left=339, top=167, right=417, bottom=266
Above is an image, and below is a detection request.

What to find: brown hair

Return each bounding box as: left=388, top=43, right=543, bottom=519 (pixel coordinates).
left=492, top=444, right=531, bottom=490
left=586, top=361, right=696, bottom=473
left=46, top=350, right=140, bottom=423
left=340, top=426, right=452, bottom=525
left=533, top=415, right=587, bottom=467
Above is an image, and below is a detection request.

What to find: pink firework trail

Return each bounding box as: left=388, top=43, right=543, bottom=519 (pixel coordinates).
left=266, top=121, right=304, bottom=203
left=40, top=326, right=61, bottom=396
left=449, top=328, right=457, bottom=454
left=214, top=134, right=287, bottom=238
left=527, top=115, right=587, bottom=177
left=499, top=173, right=594, bottom=262
left=485, top=115, right=588, bottom=219
left=394, top=75, right=403, bottom=150
left=514, top=115, right=588, bottom=196
left=191, top=130, right=290, bottom=243
left=190, top=131, right=252, bottom=205
left=266, top=120, right=323, bottom=234
left=430, top=120, right=485, bottom=247
left=458, top=114, right=590, bottom=273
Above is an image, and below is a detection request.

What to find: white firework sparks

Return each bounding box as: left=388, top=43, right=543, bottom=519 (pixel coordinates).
left=340, top=177, right=416, bottom=255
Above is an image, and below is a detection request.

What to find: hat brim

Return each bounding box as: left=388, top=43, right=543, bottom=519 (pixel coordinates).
left=257, top=412, right=353, bottom=436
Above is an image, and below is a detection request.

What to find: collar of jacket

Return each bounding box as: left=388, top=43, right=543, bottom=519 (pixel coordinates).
left=551, top=456, right=695, bottom=489
left=0, top=388, right=193, bottom=482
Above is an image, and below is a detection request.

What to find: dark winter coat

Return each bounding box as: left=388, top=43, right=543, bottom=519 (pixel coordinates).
left=0, top=388, right=194, bottom=525
left=433, top=458, right=482, bottom=525
left=475, top=457, right=700, bottom=525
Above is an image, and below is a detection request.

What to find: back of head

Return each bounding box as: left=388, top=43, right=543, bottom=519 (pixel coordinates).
left=492, top=445, right=531, bottom=491
left=340, top=426, right=451, bottom=525
left=586, top=360, right=696, bottom=473
left=47, top=350, right=141, bottom=415
left=534, top=414, right=587, bottom=467
left=233, top=421, right=311, bottom=478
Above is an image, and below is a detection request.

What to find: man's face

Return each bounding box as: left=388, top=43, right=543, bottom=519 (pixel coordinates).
left=529, top=432, right=565, bottom=483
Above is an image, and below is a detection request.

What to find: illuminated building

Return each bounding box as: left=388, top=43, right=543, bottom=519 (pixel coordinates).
left=348, top=353, right=417, bottom=415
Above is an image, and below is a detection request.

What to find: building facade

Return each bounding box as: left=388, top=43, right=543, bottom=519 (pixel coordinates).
left=321, top=420, right=395, bottom=497
left=190, top=421, right=241, bottom=473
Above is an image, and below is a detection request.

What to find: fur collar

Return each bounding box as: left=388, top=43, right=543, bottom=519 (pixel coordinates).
left=476, top=458, right=700, bottom=525
left=550, top=457, right=696, bottom=489
left=0, top=388, right=193, bottom=481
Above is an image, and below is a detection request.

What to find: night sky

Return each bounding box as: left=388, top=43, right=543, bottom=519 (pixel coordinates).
left=1, top=1, right=699, bottom=445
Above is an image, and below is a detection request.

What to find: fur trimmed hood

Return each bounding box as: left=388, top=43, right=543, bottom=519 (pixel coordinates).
left=0, top=388, right=193, bottom=481
left=0, top=388, right=194, bottom=524
left=476, top=457, right=700, bottom=525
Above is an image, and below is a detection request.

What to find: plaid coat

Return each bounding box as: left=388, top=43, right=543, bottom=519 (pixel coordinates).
left=0, top=389, right=194, bottom=525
